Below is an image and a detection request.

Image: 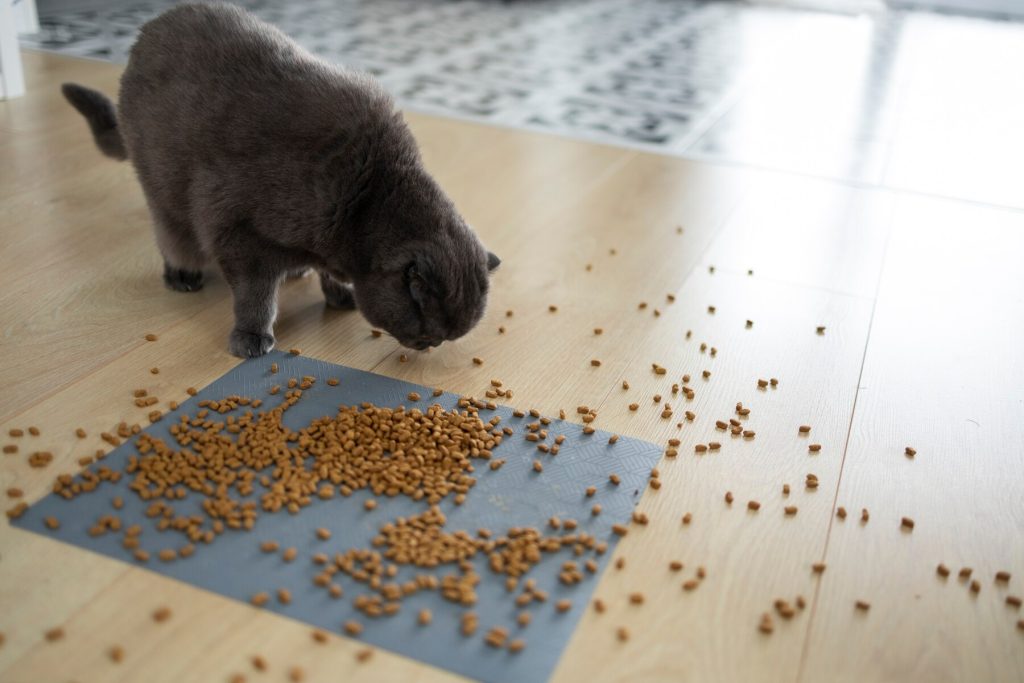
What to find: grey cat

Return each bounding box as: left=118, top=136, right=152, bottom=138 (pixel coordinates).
left=62, top=2, right=499, bottom=357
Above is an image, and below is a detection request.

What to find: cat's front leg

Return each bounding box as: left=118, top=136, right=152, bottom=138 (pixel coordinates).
left=319, top=271, right=357, bottom=310
left=220, top=259, right=281, bottom=358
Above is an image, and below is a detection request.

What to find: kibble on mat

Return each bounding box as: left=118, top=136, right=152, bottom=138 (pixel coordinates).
left=13, top=352, right=662, bottom=683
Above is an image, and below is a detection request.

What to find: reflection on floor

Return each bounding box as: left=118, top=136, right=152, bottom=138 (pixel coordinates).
left=21, top=0, right=1024, bottom=207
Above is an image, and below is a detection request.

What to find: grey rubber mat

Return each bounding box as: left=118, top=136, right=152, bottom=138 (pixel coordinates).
left=14, top=351, right=664, bottom=683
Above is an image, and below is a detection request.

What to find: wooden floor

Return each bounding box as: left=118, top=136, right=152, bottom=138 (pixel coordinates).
left=1, top=51, right=1022, bottom=682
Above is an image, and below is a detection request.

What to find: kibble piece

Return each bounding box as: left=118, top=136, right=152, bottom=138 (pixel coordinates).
left=812, top=563, right=827, bottom=574
left=28, top=426, right=40, bottom=436
left=555, top=599, right=572, bottom=613
left=937, top=564, right=950, bottom=578
left=809, top=444, right=822, bottom=453
left=343, top=620, right=363, bottom=637
left=8, top=429, right=23, bottom=437
left=108, top=645, right=125, bottom=663
left=724, top=491, right=734, bottom=504
left=407, top=392, right=421, bottom=402
left=901, top=517, right=914, bottom=531
left=251, top=655, right=268, bottom=671
left=995, top=571, right=1011, bottom=583
left=150, top=367, right=160, bottom=375
left=288, top=666, right=305, bottom=682
left=905, top=447, right=916, bottom=457
left=816, top=326, right=826, bottom=335
left=472, top=357, right=483, bottom=366
left=152, top=606, right=172, bottom=622
left=1006, top=596, right=1022, bottom=608
left=799, top=425, right=811, bottom=434
left=959, top=568, right=973, bottom=579
left=260, top=541, right=280, bottom=553
left=682, top=580, right=699, bottom=592
left=616, top=627, right=629, bottom=642
left=970, top=580, right=981, bottom=594
left=316, top=528, right=331, bottom=541
left=250, top=592, right=270, bottom=607
left=759, top=614, right=774, bottom=634
left=609, top=474, right=621, bottom=485
left=277, top=589, right=292, bottom=604
left=508, top=639, right=525, bottom=653
left=364, top=499, right=377, bottom=510
left=44, top=516, right=60, bottom=530
left=855, top=600, right=870, bottom=611
left=418, top=608, right=432, bottom=626
left=45, top=627, right=65, bottom=642
left=628, top=593, right=644, bottom=605
left=282, top=547, right=298, bottom=562
left=837, top=506, right=847, bottom=519
left=784, top=506, right=798, bottom=516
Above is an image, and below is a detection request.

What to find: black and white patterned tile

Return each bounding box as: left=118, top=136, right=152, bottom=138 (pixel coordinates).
left=21, top=0, right=751, bottom=151
left=20, top=0, right=1024, bottom=187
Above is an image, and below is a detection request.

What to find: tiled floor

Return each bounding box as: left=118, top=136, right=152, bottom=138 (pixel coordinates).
left=21, top=0, right=1024, bottom=208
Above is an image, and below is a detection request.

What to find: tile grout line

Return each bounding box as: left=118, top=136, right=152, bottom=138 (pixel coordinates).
left=793, top=194, right=899, bottom=683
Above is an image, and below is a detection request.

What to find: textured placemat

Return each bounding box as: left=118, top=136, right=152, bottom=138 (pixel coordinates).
left=14, top=351, right=663, bottom=683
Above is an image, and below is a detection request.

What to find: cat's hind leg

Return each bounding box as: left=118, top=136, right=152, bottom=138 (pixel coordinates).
left=146, top=201, right=207, bottom=292
left=162, top=262, right=205, bottom=292
left=319, top=271, right=356, bottom=310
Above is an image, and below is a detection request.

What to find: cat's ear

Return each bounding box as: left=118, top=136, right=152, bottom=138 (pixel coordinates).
left=486, top=251, right=501, bottom=272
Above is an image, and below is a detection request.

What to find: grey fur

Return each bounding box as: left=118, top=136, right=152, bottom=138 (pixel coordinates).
left=61, top=3, right=499, bottom=357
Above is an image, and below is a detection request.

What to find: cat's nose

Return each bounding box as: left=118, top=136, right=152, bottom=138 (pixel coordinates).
left=410, top=340, right=431, bottom=351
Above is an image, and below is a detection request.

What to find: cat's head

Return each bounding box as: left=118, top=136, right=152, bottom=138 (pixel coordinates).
left=351, top=235, right=500, bottom=350
left=338, top=112, right=499, bottom=349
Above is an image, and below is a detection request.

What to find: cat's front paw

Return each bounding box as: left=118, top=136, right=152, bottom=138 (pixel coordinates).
left=229, top=329, right=275, bottom=358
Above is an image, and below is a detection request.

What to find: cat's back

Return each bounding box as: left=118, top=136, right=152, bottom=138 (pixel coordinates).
left=118, top=4, right=376, bottom=148
left=132, top=5, right=300, bottom=81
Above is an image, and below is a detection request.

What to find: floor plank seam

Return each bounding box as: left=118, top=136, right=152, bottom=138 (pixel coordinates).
left=793, top=197, right=899, bottom=683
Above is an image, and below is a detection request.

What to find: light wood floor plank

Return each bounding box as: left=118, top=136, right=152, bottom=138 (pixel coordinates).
left=800, top=195, right=1024, bottom=682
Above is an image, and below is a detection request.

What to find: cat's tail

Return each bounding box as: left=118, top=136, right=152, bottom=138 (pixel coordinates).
left=60, top=83, right=127, bottom=161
